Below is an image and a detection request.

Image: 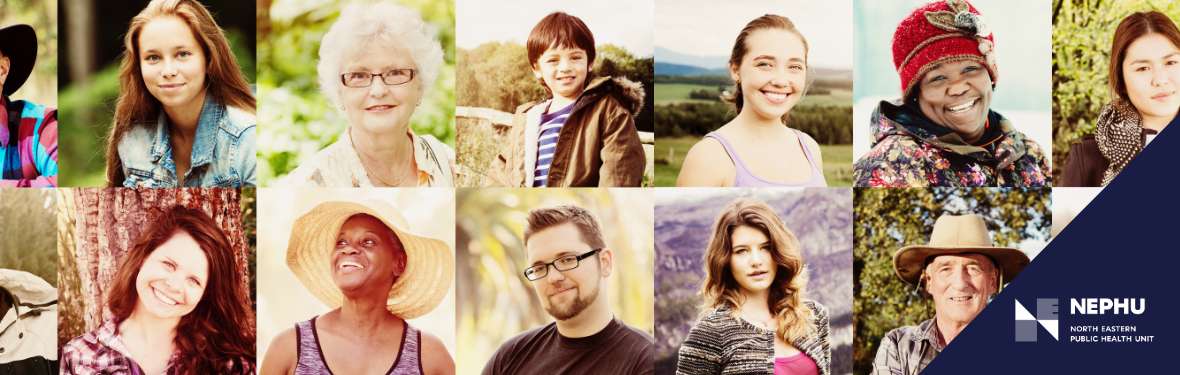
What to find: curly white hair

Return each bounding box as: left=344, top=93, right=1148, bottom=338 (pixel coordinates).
left=316, top=2, right=444, bottom=109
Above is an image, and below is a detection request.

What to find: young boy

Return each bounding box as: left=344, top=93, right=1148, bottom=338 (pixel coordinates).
left=489, top=11, right=645, bottom=187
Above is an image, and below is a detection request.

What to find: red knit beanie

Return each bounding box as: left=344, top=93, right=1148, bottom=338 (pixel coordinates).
left=892, top=0, right=997, bottom=97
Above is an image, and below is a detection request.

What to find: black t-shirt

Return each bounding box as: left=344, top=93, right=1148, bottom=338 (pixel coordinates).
left=482, top=318, right=654, bottom=375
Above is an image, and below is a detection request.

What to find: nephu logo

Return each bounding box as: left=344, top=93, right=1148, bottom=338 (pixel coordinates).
left=1015, top=298, right=1059, bottom=342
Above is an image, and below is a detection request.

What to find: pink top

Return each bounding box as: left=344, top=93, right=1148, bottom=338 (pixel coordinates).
left=705, top=129, right=828, bottom=187
left=774, top=352, right=819, bottom=375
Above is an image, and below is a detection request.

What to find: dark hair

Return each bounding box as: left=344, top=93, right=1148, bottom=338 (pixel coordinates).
left=523, top=205, right=606, bottom=250
left=106, top=206, right=254, bottom=373
left=1109, top=11, right=1180, bottom=104
left=526, top=12, right=596, bottom=93
left=723, top=14, right=810, bottom=123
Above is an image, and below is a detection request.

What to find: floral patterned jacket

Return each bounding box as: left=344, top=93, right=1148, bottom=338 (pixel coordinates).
left=853, top=100, right=1050, bottom=187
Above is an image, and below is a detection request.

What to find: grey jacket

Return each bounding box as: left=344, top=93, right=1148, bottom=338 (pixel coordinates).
left=871, top=318, right=943, bottom=375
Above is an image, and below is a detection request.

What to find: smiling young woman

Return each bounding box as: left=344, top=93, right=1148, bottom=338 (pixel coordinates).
left=104, top=0, right=256, bottom=188
left=677, top=14, right=828, bottom=188
left=61, top=206, right=255, bottom=374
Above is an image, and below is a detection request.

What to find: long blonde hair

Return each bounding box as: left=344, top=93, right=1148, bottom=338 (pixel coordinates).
left=104, top=0, right=256, bottom=187
left=701, top=198, right=814, bottom=342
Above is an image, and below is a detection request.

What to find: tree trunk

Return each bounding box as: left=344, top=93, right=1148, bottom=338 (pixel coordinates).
left=65, top=188, right=253, bottom=335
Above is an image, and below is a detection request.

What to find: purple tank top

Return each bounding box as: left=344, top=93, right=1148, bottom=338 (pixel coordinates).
left=294, top=316, right=422, bottom=375
left=705, top=129, right=828, bottom=187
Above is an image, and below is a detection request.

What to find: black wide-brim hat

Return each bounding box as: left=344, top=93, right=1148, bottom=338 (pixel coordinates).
left=0, top=24, right=37, bottom=97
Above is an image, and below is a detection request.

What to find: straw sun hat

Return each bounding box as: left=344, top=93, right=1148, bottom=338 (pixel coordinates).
left=287, top=200, right=453, bottom=319
left=893, top=213, right=1029, bottom=286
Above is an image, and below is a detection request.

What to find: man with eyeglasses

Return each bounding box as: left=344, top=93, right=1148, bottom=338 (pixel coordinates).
left=482, top=205, right=653, bottom=375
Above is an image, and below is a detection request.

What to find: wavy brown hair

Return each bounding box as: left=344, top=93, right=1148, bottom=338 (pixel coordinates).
left=106, top=206, right=254, bottom=373
left=723, top=14, right=811, bottom=124
left=104, top=0, right=256, bottom=187
left=701, top=198, right=814, bottom=342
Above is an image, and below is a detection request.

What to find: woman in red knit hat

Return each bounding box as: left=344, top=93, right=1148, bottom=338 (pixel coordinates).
left=852, top=0, right=1051, bottom=187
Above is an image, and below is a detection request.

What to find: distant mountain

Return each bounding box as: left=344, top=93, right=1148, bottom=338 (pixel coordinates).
left=655, top=46, right=728, bottom=71
left=655, top=47, right=853, bottom=83
left=653, top=189, right=854, bottom=369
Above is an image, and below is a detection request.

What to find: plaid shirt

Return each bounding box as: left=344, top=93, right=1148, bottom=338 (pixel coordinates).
left=871, top=318, right=944, bottom=375
left=61, top=320, right=253, bottom=375
left=0, top=97, right=57, bottom=187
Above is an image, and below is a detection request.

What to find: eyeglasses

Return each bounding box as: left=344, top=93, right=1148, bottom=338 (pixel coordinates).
left=522, top=248, right=602, bottom=281
left=340, top=69, right=416, bottom=88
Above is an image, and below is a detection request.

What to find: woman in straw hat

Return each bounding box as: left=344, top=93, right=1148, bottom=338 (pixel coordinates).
left=261, top=201, right=455, bottom=375
left=871, top=213, right=1029, bottom=374
left=677, top=199, right=830, bottom=375
left=61, top=206, right=255, bottom=374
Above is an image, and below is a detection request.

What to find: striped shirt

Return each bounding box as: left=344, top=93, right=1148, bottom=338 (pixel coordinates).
left=532, top=101, right=574, bottom=187
left=0, top=97, right=57, bottom=187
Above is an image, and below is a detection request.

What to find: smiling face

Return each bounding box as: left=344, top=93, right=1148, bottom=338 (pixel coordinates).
left=532, top=46, right=590, bottom=102
left=138, top=15, right=208, bottom=113
left=332, top=214, right=407, bottom=299
left=924, top=253, right=998, bottom=327
left=133, top=231, right=209, bottom=319
left=731, top=28, right=807, bottom=121
left=339, top=39, right=423, bottom=135
left=525, top=222, right=605, bottom=321
left=916, top=60, right=994, bottom=143
left=727, top=225, right=777, bottom=297
left=1121, top=33, right=1180, bottom=124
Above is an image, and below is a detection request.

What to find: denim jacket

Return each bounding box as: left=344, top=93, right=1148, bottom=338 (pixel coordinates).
left=117, top=95, right=256, bottom=187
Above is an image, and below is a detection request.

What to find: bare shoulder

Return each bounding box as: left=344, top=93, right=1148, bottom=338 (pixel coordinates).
left=260, top=327, right=298, bottom=375
left=796, top=130, right=824, bottom=164
left=677, top=136, right=734, bottom=186
left=419, top=330, right=455, bottom=375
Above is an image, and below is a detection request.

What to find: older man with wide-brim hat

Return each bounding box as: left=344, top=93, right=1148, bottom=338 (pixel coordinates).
left=0, top=24, right=57, bottom=187
left=871, top=213, right=1030, bottom=375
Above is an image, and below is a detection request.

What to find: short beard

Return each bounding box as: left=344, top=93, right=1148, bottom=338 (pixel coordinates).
left=544, top=278, right=599, bottom=321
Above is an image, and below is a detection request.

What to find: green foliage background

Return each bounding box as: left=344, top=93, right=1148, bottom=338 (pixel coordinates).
left=852, top=188, right=1049, bottom=374
left=1, top=0, right=57, bottom=107
left=454, top=43, right=654, bottom=186
left=1052, top=0, right=1180, bottom=180
left=257, top=0, right=456, bottom=186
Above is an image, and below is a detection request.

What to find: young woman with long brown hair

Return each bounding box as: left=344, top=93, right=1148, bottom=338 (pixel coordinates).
left=677, top=199, right=830, bottom=375
left=105, top=0, right=256, bottom=188
left=61, top=206, right=255, bottom=374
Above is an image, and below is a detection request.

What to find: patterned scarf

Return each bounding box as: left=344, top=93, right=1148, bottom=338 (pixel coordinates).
left=1094, top=100, right=1143, bottom=186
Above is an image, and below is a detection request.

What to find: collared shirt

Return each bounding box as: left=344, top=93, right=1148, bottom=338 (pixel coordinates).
left=60, top=320, right=252, bottom=375
left=117, top=93, right=256, bottom=187
left=871, top=318, right=944, bottom=375
left=279, top=127, right=454, bottom=187
left=0, top=269, right=58, bottom=375
left=0, top=97, right=57, bottom=187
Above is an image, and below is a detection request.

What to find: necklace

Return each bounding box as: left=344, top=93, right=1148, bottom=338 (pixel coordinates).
left=349, top=128, right=416, bottom=187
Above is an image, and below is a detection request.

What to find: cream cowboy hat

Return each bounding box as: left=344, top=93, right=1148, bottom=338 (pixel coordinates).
left=287, top=200, right=453, bottom=319
left=893, top=213, right=1029, bottom=286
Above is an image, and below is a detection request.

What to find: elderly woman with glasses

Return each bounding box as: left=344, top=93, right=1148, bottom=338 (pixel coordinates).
left=281, top=2, right=454, bottom=187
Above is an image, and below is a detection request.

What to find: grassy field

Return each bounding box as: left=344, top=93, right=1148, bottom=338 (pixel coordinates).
left=654, top=136, right=853, bottom=187
left=655, top=83, right=853, bottom=107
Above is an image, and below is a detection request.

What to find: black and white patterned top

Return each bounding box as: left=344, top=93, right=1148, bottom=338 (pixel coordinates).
left=676, top=301, right=831, bottom=375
